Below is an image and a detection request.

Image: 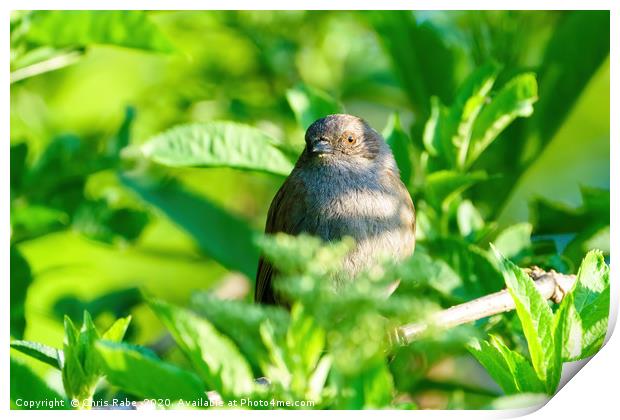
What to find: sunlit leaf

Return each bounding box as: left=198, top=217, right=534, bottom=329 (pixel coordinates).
left=491, top=246, right=559, bottom=393
left=24, top=11, right=174, bottom=53
left=149, top=299, right=255, bottom=398
left=96, top=340, right=206, bottom=401
left=140, top=122, right=295, bottom=176
left=467, top=73, right=538, bottom=167
left=424, top=170, right=488, bottom=210
left=10, top=340, right=63, bottom=370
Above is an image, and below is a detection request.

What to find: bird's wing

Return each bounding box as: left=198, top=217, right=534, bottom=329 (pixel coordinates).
left=255, top=176, right=306, bottom=304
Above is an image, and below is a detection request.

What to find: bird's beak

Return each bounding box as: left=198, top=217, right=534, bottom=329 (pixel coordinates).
left=311, top=139, right=333, bottom=155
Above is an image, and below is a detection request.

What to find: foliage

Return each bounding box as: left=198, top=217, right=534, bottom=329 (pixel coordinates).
left=10, top=10, right=609, bottom=410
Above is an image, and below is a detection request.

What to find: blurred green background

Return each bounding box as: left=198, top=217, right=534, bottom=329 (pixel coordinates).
left=10, top=10, right=609, bottom=408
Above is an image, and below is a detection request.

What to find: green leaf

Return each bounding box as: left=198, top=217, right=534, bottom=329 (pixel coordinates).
left=96, top=340, right=205, bottom=401
left=331, top=355, right=394, bottom=409
left=553, top=292, right=583, bottom=361
left=468, top=336, right=545, bottom=395
left=190, top=292, right=289, bottom=371
left=572, top=250, right=609, bottom=322
left=568, top=250, right=609, bottom=358
left=10, top=246, right=32, bottom=339
left=467, top=338, right=518, bottom=394
left=424, top=170, right=488, bottom=210
left=493, top=223, right=532, bottom=260
left=467, top=73, right=538, bottom=167
left=10, top=357, right=68, bottom=410
left=286, top=303, right=325, bottom=376
left=286, top=84, right=343, bottom=129
left=149, top=299, right=255, bottom=398
left=444, top=62, right=500, bottom=168
left=383, top=113, right=413, bottom=185
left=491, top=246, right=559, bottom=393
left=10, top=340, right=64, bottom=370
left=61, top=312, right=103, bottom=406
left=101, top=316, right=132, bottom=342
left=120, top=174, right=259, bottom=278
left=140, top=122, right=295, bottom=176
left=24, top=11, right=174, bottom=53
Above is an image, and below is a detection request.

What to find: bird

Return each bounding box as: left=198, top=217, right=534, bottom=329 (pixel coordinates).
left=255, top=114, right=415, bottom=305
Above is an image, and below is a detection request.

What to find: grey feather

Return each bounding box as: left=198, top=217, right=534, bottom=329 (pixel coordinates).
left=255, top=114, right=415, bottom=304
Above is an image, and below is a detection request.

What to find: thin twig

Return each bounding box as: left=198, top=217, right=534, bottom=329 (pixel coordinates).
left=394, top=268, right=577, bottom=345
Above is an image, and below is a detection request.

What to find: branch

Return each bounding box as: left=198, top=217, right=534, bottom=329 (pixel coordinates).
left=394, top=267, right=576, bottom=345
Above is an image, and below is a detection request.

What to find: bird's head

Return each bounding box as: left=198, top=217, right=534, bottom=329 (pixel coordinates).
left=304, top=114, right=388, bottom=163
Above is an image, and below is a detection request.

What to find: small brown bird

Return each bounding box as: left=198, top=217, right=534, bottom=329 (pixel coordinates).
left=255, top=114, right=415, bottom=304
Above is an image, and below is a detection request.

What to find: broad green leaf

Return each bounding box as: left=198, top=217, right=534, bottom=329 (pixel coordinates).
left=572, top=250, right=609, bottom=321
left=468, top=336, right=545, bottom=395
left=424, top=170, right=488, bottom=211
left=10, top=246, right=32, bottom=339
left=96, top=340, right=205, bottom=401
left=383, top=113, right=413, bottom=185
left=10, top=357, right=68, bottom=410
left=102, top=316, right=132, bottom=342
left=493, top=223, right=532, bottom=260
left=140, top=122, right=295, bottom=176
left=467, top=73, right=538, bottom=167
left=286, top=84, right=343, bottom=129
left=467, top=338, right=519, bottom=394
left=149, top=299, right=255, bottom=398
left=190, top=292, right=289, bottom=371
left=444, top=62, right=500, bottom=168
left=120, top=173, right=259, bottom=278
left=24, top=11, right=174, bottom=53
left=491, top=246, right=558, bottom=393
left=10, top=340, right=64, bottom=370
left=559, top=250, right=610, bottom=360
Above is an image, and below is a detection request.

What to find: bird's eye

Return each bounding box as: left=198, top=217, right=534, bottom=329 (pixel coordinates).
left=346, top=135, right=355, bottom=144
